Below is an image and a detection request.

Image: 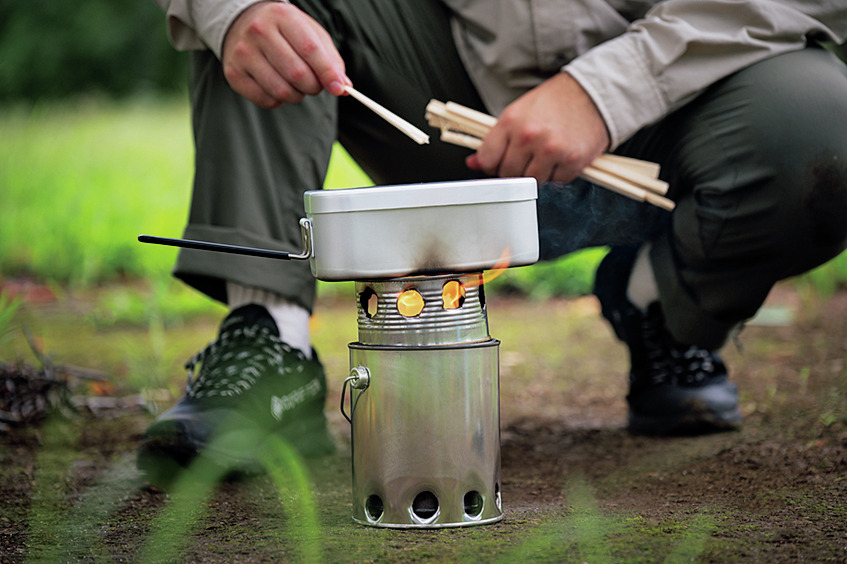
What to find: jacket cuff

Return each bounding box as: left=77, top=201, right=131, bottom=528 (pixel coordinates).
left=165, top=0, right=287, bottom=59
left=563, top=33, right=668, bottom=150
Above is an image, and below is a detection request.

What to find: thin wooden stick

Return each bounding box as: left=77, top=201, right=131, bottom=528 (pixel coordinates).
left=644, top=191, right=677, bottom=211
left=590, top=158, right=669, bottom=196
left=440, top=130, right=483, bottom=150
left=582, top=166, right=675, bottom=211
left=444, top=101, right=498, bottom=129
left=597, top=154, right=661, bottom=179
left=344, top=85, right=430, bottom=145
left=425, top=100, right=491, bottom=138
left=581, top=166, right=648, bottom=202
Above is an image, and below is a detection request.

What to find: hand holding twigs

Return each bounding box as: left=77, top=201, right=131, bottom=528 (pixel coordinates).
left=425, top=99, right=675, bottom=211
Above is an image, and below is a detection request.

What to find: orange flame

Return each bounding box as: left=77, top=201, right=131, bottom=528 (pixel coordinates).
left=482, top=246, right=511, bottom=284
left=442, top=280, right=466, bottom=309
left=463, top=246, right=511, bottom=289
left=397, top=289, right=425, bottom=317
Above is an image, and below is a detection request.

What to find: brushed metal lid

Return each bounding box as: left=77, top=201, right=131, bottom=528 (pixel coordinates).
left=304, top=177, right=537, bottom=215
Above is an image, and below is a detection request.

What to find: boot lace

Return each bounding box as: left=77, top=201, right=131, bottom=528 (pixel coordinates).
left=184, top=324, right=302, bottom=400
left=633, top=304, right=723, bottom=390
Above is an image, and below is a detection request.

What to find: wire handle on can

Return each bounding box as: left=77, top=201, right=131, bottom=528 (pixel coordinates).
left=341, top=366, right=370, bottom=423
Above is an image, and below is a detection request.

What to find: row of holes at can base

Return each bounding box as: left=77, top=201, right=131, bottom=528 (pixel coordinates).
left=363, top=486, right=500, bottom=525
left=360, top=279, right=481, bottom=319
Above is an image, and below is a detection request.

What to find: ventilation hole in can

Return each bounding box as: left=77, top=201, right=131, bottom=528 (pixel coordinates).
left=411, top=491, right=439, bottom=521
left=463, top=490, right=484, bottom=519
left=478, top=279, right=487, bottom=310
left=364, top=494, right=384, bottom=522
left=397, top=289, right=424, bottom=317
left=495, top=483, right=502, bottom=511
left=359, top=287, right=378, bottom=319
left=442, top=280, right=466, bottom=310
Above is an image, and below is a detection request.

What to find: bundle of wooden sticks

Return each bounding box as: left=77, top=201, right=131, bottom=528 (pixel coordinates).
left=338, top=86, right=674, bottom=211
left=425, top=99, right=675, bottom=211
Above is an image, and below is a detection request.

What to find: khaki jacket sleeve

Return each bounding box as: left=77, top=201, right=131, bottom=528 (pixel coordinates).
left=564, top=0, right=847, bottom=149
left=152, top=0, right=287, bottom=59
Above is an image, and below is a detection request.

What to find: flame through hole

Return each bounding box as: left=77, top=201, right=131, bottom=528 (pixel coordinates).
left=442, top=280, right=466, bottom=309
left=397, top=289, right=424, bottom=317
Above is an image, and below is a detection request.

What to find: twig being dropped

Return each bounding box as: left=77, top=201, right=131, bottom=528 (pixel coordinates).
left=344, top=85, right=430, bottom=145
left=425, top=99, right=675, bottom=211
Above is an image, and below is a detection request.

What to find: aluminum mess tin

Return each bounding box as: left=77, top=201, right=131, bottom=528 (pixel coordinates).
left=303, top=177, right=538, bottom=281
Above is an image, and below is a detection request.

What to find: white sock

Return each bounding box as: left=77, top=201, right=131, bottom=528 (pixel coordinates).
left=226, top=282, right=313, bottom=358
left=626, top=243, right=659, bottom=312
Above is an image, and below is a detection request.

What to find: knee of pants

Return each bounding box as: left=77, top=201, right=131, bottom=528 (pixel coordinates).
left=672, top=48, right=847, bottom=276
left=757, top=159, right=847, bottom=279
left=743, top=100, right=847, bottom=275
left=761, top=51, right=847, bottom=257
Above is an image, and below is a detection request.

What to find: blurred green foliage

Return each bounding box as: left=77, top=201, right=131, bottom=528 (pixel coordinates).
left=0, top=99, right=193, bottom=285
left=0, top=1, right=187, bottom=101
left=488, top=248, right=607, bottom=299
left=0, top=5, right=844, bottom=305
left=0, top=98, right=370, bottom=291
left=0, top=291, right=21, bottom=348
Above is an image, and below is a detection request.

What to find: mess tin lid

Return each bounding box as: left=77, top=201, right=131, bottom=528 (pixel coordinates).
left=304, top=177, right=537, bottom=215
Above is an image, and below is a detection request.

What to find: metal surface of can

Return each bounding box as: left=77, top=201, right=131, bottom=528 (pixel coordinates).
left=343, top=273, right=503, bottom=528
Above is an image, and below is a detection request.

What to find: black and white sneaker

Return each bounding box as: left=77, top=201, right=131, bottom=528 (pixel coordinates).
left=137, top=305, right=334, bottom=486
left=594, top=247, right=742, bottom=435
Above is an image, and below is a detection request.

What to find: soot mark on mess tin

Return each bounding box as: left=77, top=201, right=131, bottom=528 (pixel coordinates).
left=805, top=157, right=847, bottom=248
left=406, top=241, right=451, bottom=277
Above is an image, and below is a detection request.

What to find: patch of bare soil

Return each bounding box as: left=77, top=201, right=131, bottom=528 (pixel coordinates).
left=495, top=288, right=847, bottom=561
left=1, top=283, right=845, bottom=562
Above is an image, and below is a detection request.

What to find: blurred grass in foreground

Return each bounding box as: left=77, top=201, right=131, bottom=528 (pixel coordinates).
left=1, top=97, right=844, bottom=321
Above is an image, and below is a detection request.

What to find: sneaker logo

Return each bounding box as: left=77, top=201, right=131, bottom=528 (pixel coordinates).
left=270, top=378, right=322, bottom=421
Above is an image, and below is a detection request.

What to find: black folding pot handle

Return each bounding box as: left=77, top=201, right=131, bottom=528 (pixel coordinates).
left=138, top=218, right=312, bottom=261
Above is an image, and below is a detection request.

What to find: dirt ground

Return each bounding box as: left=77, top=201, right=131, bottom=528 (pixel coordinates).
left=1, top=281, right=845, bottom=562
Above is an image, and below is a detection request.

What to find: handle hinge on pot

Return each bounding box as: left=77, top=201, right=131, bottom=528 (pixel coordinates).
left=289, top=217, right=312, bottom=260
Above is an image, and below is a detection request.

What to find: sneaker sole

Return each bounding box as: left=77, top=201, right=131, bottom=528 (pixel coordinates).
left=137, top=415, right=335, bottom=488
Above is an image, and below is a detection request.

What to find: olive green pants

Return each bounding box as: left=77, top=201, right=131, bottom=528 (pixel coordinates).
left=175, top=0, right=847, bottom=349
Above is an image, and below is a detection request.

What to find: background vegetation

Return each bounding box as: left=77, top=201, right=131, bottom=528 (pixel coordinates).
left=0, top=1, right=186, bottom=101
left=1, top=1, right=845, bottom=317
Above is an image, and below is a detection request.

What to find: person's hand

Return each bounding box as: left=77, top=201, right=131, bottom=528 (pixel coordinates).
left=467, top=72, right=610, bottom=183
left=222, top=1, right=351, bottom=108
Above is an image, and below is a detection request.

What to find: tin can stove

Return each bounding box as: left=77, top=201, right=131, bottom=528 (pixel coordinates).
left=140, top=177, right=539, bottom=528
left=343, top=272, right=502, bottom=527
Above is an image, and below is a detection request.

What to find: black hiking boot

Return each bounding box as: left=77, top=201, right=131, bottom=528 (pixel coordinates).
left=594, top=247, right=742, bottom=435
left=137, top=305, right=334, bottom=487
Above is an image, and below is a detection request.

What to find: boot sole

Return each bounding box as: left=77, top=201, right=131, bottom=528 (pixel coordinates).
left=629, top=405, right=742, bottom=436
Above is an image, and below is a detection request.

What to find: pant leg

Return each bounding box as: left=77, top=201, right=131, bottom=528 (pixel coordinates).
left=175, top=51, right=335, bottom=310
left=174, top=0, right=485, bottom=309
left=615, top=46, right=847, bottom=348
left=303, top=0, right=488, bottom=185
